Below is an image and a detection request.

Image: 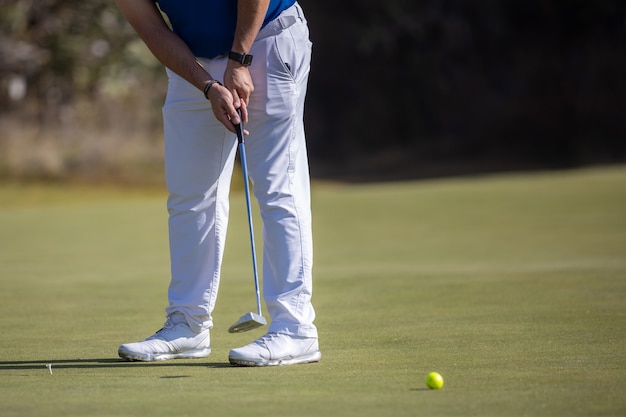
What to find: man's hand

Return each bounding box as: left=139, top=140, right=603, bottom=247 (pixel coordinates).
left=223, top=61, right=254, bottom=125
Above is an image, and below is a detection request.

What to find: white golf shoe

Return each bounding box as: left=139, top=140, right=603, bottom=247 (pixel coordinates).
left=229, top=332, right=321, bottom=366
left=118, top=314, right=211, bottom=361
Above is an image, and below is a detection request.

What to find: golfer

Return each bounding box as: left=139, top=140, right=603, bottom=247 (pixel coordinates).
left=114, top=0, right=320, bottom=366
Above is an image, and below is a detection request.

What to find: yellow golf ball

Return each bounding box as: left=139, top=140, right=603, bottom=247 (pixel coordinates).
left=425, top=372, right=444, bottom=389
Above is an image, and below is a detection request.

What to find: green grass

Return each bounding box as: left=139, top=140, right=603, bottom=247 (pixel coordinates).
left=1, top=166, right=625, bottom=416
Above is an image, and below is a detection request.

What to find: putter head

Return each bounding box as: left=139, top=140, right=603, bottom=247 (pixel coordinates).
left=228, top=312, right=267, bottom=333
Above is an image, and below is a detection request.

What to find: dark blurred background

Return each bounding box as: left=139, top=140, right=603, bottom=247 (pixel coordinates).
left=1, top=0, right=625, bottom=183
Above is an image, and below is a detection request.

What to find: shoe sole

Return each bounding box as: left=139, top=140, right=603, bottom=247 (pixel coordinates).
left=118, top=347, right=211, bottom=362
left=228, top=350, right=321, bottom=367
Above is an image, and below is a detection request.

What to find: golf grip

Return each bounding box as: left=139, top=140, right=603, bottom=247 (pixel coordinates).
left=234, top=109, right=263, bottom=317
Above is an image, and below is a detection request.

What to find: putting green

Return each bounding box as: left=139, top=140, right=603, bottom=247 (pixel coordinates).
left=0, top=166, right=624, bottom=416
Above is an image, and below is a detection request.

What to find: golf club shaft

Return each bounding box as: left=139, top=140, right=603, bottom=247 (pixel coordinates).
left=235, top=110, right=263, bottom=317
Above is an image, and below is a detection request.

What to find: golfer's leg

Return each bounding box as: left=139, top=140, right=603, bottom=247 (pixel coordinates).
left=163, top=67, right=237, bottom=333
left=246, top=10, right=317, bottom=338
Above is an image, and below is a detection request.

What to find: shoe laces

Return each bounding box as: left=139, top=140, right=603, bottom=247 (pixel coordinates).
left=256, top=332, right=280, bottom=346
left=160, top=319, right=176, bottom=331
left=150, top=316, right=183, bottom=339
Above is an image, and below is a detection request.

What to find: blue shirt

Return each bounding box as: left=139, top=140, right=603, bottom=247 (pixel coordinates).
left=156, top=0, right=296, bottom=58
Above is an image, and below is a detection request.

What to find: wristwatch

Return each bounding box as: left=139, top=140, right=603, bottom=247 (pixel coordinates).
left=228, top=51, right=253, bottom=67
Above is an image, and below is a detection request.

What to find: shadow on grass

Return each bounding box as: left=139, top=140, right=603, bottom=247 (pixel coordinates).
left=0, top=358, right=233, bottom=370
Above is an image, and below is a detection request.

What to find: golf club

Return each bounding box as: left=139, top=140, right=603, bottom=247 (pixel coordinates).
left=228, top=108, right=267, bottom=333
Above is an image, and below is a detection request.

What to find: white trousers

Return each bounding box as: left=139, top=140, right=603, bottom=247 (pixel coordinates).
left=162, top=3, right=317, bottom=338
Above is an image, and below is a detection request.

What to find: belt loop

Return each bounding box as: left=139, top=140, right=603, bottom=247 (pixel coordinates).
left=279, top=15, right=297, bottom=30
left=295, top=2, right=304, bottom=22
left=256, top=3, right=302, bottom=41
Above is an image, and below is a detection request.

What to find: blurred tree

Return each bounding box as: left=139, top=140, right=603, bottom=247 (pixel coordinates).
left=0, top=0, right=162, bottom=128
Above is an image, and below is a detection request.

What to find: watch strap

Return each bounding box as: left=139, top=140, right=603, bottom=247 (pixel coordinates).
left=228, top=51, right=253, bottom=67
